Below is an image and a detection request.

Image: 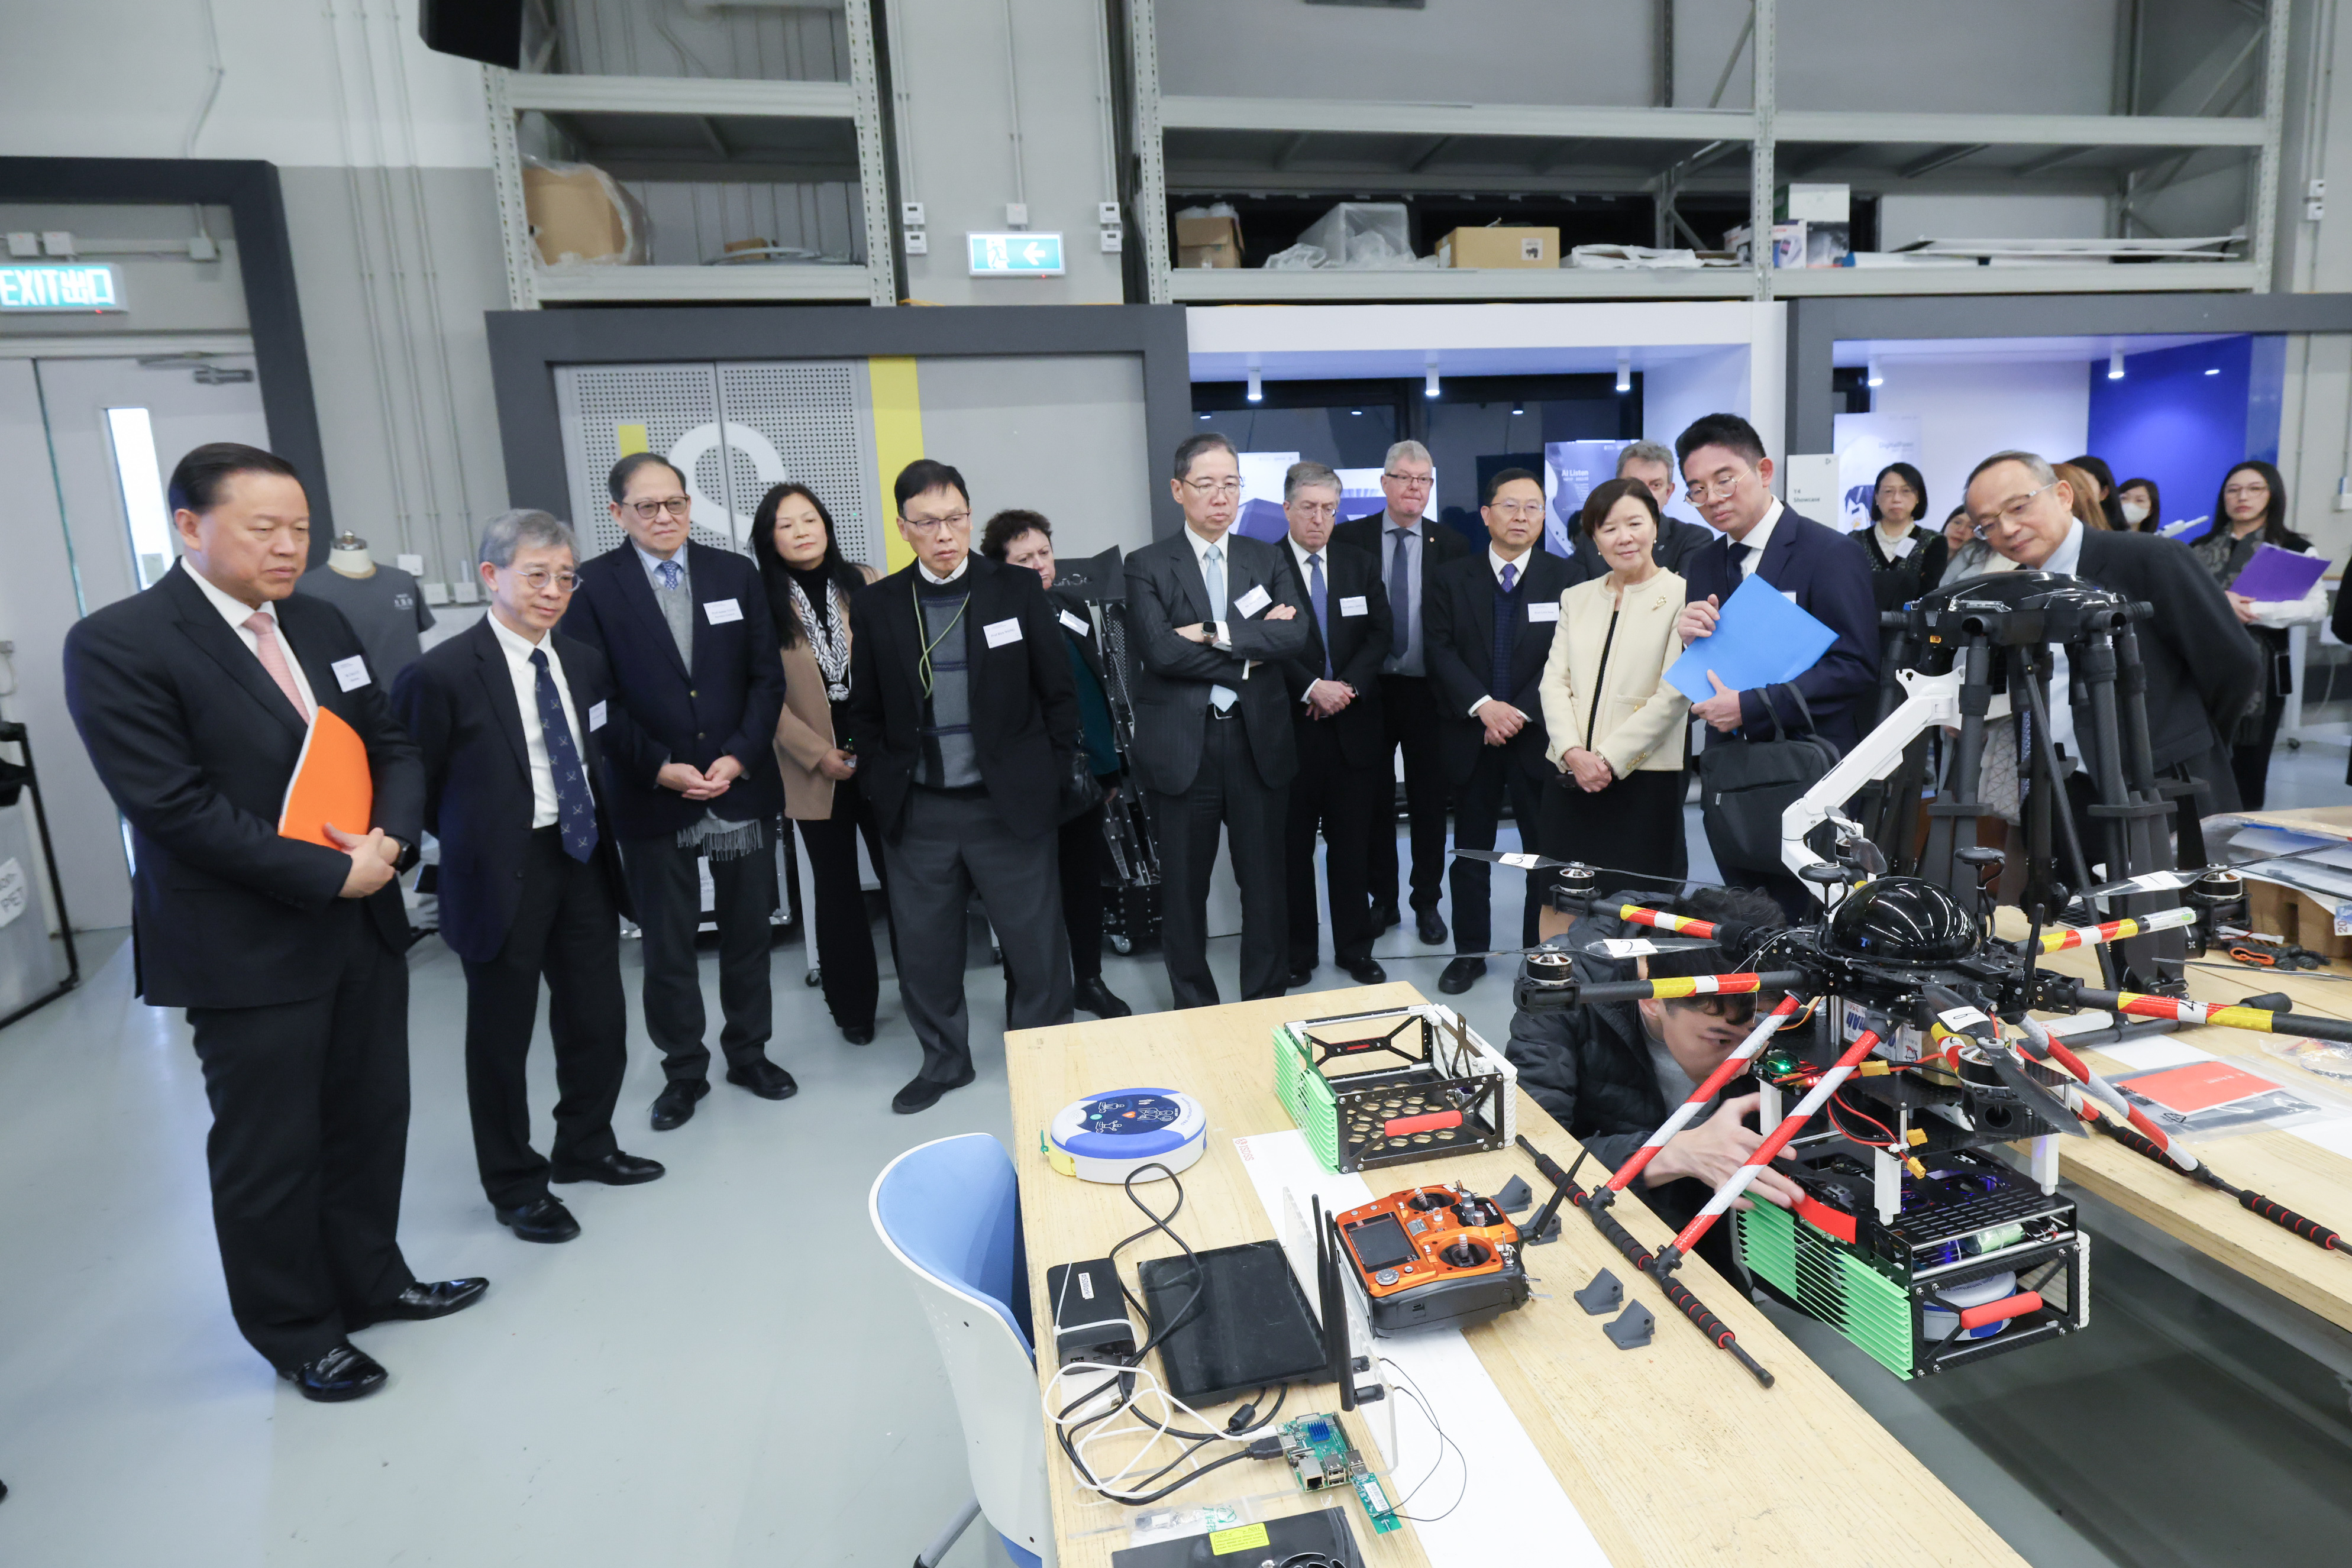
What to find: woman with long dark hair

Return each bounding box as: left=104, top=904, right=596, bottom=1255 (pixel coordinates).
left=2191, top=460, right=2327, bottom=809
left=2066, top=454, right=2125, bottom=530
left=751, top=482, right=891, bottom=1043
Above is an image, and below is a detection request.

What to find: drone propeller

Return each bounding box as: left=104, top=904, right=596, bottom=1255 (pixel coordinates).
left=1975, top=1047, right=2091, bottom=1138
left=1450, top=847, right=1573, bottom=872
left=1578, top=935, right=1721, bottom=959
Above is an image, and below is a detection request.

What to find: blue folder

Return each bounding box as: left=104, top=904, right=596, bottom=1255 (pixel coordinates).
left=1664, top=573, right=1839, bottom=703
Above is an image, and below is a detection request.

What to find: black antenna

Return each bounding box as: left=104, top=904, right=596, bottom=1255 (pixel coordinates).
left=1314, top=1197, right=1353, bottom=1409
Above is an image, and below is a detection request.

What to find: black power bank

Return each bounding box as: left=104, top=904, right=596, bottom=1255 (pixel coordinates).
left=1136, top=1240, right=1333, bottom=1408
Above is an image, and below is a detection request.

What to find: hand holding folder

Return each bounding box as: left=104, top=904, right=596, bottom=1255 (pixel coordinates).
left=277, top=707, right=393, bottom=895
left=1665, top=574, right=1839, bottom=705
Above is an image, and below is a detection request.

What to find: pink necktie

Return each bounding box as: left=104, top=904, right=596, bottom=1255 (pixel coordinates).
left=243, top=612, right=311, bottom=722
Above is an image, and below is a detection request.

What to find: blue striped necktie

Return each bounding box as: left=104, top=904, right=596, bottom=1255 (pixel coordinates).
left=530, top=649, right=599, bottom=862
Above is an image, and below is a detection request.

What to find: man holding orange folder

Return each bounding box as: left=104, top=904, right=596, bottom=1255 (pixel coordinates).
left=63, top=443, right=485, bottom=1404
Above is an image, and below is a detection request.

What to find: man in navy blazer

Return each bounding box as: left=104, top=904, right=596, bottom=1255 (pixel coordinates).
left=563, top=453, right=792, bottom=1132
left=1673, top=413, right=1880, bottom=915
left=394, top=510, right=667, bottom=1246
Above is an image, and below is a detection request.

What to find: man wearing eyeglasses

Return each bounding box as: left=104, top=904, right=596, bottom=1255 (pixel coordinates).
left=567, top=452, right=791, bottom=1133
left=1333, top=440, right=1472, bottom=948
left=393, top=511, right=663, bottom=1243
left=1964, top=450, right=2259, bottom=825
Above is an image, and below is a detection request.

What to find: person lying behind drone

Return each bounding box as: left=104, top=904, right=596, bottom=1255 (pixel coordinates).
left=1504, top=885, right=1803, bottom=1279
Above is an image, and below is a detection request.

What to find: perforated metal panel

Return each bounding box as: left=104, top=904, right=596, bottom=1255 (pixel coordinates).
left=718, top=361, right=878, bottom=567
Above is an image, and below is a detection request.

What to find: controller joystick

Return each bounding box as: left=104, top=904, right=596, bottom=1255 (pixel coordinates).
left=1405, top=1189, right=1453, bottom=1211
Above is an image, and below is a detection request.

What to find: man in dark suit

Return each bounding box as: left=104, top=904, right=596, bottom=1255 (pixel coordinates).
left=1425, top=468, right=1574, bottom=994
left=1969, top=449, right=2260, bottom=826
left=565, top=453, right=792, bottom=1132
left=1333, top=440, right=1471, bottom=947
left=393, top=510, right=665, bottom=1246
left=1674, top=413, right=1880, bottom=917
left=1270, top=461, right=1394, bottom=988
left=62, top=442, right=484, bottom=1403
left=845, top=460, right=1080, bottom=1113
left=1127, top=432, right=1312, bottom=1007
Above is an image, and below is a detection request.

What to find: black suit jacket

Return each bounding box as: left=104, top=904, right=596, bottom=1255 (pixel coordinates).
left=1425, top=548, right=1576, bottom=784
left=390, top=618, right=644, bottom=965
left=2073, top=528, right=2262, bottom=781
left=563, top=540, right=787, bottom=839
left=843, top=555, right=1080, bottom=842
left=1124, top=529, right=1312, bottom=794
left=1271, top=539, right=1393, bottom=769
left=1332, top=510, right=1474, bottom=675
left=60, top=562, right=424, bottom=1008
left=1681, top=509, right=1881, bottom=755
left=1565, top=516, right=1717, bottom=587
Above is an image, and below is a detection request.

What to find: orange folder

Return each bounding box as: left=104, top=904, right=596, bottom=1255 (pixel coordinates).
left=277, top=706, right=375, bottom=848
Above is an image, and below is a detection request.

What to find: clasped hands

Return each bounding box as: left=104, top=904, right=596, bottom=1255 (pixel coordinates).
left=1557, top=745, right=1613, bottom=792
left=1675, top=593, right=1745, bottom=732
left=1304, top=679, right=1354, bottom=718
left=658, top=754, right=745, bottom=800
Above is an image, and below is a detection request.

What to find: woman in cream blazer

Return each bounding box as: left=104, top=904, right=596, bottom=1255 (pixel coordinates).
left=1537, top=479, right=1692, bottom=889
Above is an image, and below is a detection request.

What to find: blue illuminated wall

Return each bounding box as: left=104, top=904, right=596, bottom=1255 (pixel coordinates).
left=2084, top=335, right=2284, bottom=529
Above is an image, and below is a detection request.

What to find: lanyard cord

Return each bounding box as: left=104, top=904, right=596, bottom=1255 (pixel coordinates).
left=913, top=575, right=970, bottom=698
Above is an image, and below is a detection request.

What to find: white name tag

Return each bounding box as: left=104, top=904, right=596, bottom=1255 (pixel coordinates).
left=1058, top=609, right=1090, bottom=637
left=1936, top=1005, right=1992, bottom=1032
left=589, top=700, right=609, bottom=732
left=331, top=655, right=370, bottom=691
left=1339, top=595, right=1368, bottom=617
left=1233, top=583, right=1272, bottom=618
left=703, top=597, right=743, bottom=625
left=1527, top=602, right=1561, bottom=623
left=983, top=617, right=1022, bottom=648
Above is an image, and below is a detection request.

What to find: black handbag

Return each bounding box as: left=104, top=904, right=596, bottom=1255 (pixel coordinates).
left=1057, top=747, right=1106, bottom=825
left=1697, top=684, right=1843, bottom=873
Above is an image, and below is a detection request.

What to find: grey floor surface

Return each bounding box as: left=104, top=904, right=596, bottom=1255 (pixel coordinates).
left=2, top=741, right=2350, bottom=1566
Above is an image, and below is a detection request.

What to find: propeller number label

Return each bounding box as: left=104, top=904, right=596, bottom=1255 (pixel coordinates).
left=1599, top=938, right=1661, bottom=957
left=1937, top=1006, right=1992, bottom=1032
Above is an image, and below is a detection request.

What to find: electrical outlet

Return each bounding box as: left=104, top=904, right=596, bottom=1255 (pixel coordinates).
left=2337, top=480, right=2352, bottom=512
left=900, top=201, right=925, bottom=227
left=450, top=579, right=481, bottom=605
left=1097, top=201, right=1122, bottom=226
left=421, top=581, right=451, bottom=606
left=903, top=229, right=929, bottom=256
left=2309, top=199, right=2327, bottom=222
left=2311, top=179, right=2328, bottom=200
left=396, top=554, right=425, bottom=576
left=1100, top=227, right=1123, bottom=253
left=1005, top=202, right=1029, bottom=228
left=40, top=231, right=75, bottom=257
left=5, top=232, right=37, bottom=258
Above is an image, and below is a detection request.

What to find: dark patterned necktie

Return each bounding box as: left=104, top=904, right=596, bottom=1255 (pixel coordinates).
left=530, top=648, right=599, bottom=863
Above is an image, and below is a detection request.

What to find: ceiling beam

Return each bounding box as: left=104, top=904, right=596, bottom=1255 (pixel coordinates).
left=1898, top=143, right=1991, bottom=179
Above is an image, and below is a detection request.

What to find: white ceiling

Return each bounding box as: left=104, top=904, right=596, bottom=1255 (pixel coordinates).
left=1828, top=333, right=2238, bottom=370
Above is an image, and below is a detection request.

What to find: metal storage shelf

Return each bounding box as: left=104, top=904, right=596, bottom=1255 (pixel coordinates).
left=1168, top=267, right=1755, bottom=303
left=531, top=264, right=877, bottom=305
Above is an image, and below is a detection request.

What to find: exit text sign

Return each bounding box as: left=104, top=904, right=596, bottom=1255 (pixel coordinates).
left=0, top=263, right=125, bottom=312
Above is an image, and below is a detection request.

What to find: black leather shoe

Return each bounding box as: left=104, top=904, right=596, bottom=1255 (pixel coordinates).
left=725, top=1057, right=799, bottom=1100
left=494, top=1195, right=581, bottom=1243
left=1344, top=957, right=1388, bottom=985
left=893, top=1068, right=976, bottom=1114
left=351, top=1278, right=488, bottom=1330
left=1416, top=908, right=1449, bottom=946
left=1437, top=956, right=1486, bottom=994
left=1286, top=964, right=1316, bottom=989
left=1073, top=976, right=1133, bottom=1019
left=552, top=1151, right=665, bottom=1186
left=650, top=1078, right=709, bottom=1130
left=280, top=1343, right=387, bottom=1403
left=1369, top=901, right=1401, bottom=933
left=841, top=1023, right=876, bottom=1045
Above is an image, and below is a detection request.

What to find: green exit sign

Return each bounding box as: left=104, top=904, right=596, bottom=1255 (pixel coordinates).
left=0, top=263, right=125, bottom=312
left=967, top=232, right=1064, bottom=277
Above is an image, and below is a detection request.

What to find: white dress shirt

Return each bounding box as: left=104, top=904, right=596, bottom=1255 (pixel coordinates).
left=1287, top=535, right=1341, bottom=703
left=1729, top=499, right=1785, bottom=578
left=1183, top=526, right=1253, bottom=690
left=917, top=555, right=971, bottom=587
left=185, top=563, right=320, bottom=719
left=2037, top=518, right=2086, bottom=761
left=488, top=611, right=586, bottom=829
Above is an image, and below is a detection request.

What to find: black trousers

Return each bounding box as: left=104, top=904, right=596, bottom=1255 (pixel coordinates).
left=1059, top=795, right=1113, bottom=982
left=1152, top=712, right=1290, bottom=1008
left=2231, top=703, right=2287, bottom=813
left=883, top=786, right=1072, bottom=1084
left=185, top=911, right=415, bottom=1371
left=1448, top=747, right=1549, bottom=956
left=621, top=825, right=777, bottom=1082
left=1369, top=674, right=1449, bottom=915
left=795, top=772, right=894, bottom=1030
left=1286, top=722, right=1379, bottom=969
left=461, top=829, right=628, bottom=1210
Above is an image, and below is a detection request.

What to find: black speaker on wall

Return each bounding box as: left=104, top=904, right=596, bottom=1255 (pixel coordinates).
left=419, top=0, right=525, bottom=69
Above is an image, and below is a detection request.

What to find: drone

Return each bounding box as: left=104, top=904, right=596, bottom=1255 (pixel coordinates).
left=1453, top=572, right=2352, bottom=1384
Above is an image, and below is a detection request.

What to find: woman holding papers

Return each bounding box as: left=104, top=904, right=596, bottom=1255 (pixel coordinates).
left=1538, top=479, right=1691, bottom=888
left=2192, top=460, right=2327, bottom=810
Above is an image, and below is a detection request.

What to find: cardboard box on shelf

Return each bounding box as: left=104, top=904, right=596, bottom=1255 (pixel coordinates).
left=1777, top=183, right=1851, bottom=224
left=1726, top=218, right=1849, bottom=269
left=1175, top=214, right=1242, bottom=269
left=1438, top=225, right=1559, bottom=268
left=2242, top=879, right=2352, bottom=960
left=521, top=161, right=640, bottom=266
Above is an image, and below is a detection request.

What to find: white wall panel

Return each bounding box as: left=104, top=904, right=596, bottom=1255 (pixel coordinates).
left=912, top=355, right=1155, bottom=560
left=1868, top=359, right=2092, bottom=531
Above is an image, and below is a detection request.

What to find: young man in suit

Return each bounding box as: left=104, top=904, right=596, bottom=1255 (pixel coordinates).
left=1333, top=440, right=1471, bottom=947
left=845, top=460, right=1081, bottom=1113
left=1673, top=412, right=1880, bottom=917
left=62, top=443, right=484, bottom=1403
left=1126, top=433, right=1313, bottom=1008
left=564, top=454, right=792, bottom=1132
left=393, top=511, right=665, bottom=1246
left=1271, top=461, right=1394, bottom=988
left=1424, top=468, right=1574, bottom=994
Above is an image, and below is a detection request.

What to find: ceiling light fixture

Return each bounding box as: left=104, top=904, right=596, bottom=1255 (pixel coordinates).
left=1425, top=354, right=1440, bottom=399
left=1616, top=350, right=1631, bottom=394
left=1866, top=355, right=1884, bottom=389
left=2108, top=348, right=2125, bottom=381
left=1246, top=366, right=1262, bottom=403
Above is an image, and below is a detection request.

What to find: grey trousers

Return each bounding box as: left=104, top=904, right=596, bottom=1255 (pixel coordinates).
left=884, top=787, right=1074, bottom=1084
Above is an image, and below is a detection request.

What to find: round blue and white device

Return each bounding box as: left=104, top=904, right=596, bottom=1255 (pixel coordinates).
left=1046, top=1088, right=1207, bottom=1183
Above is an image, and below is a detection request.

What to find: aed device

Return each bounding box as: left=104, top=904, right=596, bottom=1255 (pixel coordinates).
left=1331, top=1184, right=1530, bottom=1334
left=1046, top=1088, right=1207, bottom=1182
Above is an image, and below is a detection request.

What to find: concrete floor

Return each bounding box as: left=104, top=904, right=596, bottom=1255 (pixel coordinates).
left=2, top=740, right=2351, bottom=1566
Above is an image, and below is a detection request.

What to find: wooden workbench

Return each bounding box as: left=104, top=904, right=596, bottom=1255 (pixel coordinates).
left=1007, top=984, right=2026, bottom=1568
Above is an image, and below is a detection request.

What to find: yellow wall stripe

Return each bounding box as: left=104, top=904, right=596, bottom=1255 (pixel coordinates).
left=869, top=357, right=923, bottom=573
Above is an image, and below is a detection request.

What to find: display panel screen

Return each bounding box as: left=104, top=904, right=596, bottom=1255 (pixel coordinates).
left=1345, top=1213, right=1416, bottom=1272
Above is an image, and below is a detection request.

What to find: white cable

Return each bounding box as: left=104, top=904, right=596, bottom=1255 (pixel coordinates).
left=1041, top=1359, right=1257, bottom=1501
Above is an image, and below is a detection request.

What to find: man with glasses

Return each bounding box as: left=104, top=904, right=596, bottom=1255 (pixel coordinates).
left=1963, top=449, right=2259, bottom=823
left=1334, top=439, right=1471, bottom=946
left=1673, top=413, right=1878, bottom=917
left=1424, top=468, right=1573, bottom=993
left=393, top=511, right=663, bottom=1243
left=1127, top=432, right=1311, bottom=1007
left=567, top=452, right=791, bottom=1132
left=845, top=460, right=1078, bottom=1111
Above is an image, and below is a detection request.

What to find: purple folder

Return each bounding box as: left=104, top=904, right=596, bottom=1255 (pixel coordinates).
left=2227, top=543, right=2329, bottom=603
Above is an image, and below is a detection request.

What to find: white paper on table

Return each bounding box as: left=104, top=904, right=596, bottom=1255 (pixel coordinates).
left=2040, top=1010, right=2112, bottom=1038
left=2096, top=1039, right=2217, bottom=1072
left=2288, top=1114, right=2352, bottom=1160
left=1231, top=1130, right=1608, bottom=1568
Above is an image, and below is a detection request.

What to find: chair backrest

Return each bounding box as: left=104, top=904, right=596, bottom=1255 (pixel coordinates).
left=871, top=1134, right=1056, bottom=1568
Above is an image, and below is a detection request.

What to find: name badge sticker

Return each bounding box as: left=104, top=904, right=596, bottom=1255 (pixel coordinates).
left=331, top=655, right=370, bottom=691
left=1339, top=596, right=1368, bottom=617
left=1232, top=583, right=1272, bottom=618
left=1527, top=602, right=1561, bottom=623
left=589, top=700, right=609, bottom=732
left=703, top=597, right=744, bottom=625
left=983, top=617, right=1023, bottom=648
left=1058, top=609, right=1090, bottom=637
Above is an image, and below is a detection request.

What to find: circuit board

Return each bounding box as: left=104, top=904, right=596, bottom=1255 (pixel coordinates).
left=1277, top=1414, right=1399, bottom=1535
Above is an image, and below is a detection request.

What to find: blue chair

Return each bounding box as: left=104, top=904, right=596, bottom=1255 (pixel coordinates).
left=870, top=1133, right=1055, bottom=1568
